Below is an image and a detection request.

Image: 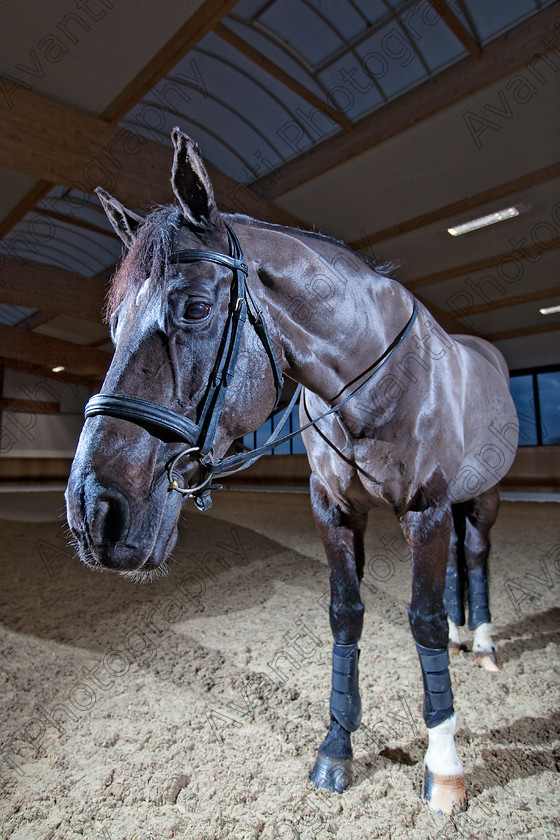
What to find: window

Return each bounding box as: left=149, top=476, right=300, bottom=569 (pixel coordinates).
left=536, top=370, right=560, bottom=445
left=509, top=374, right=539, bottom=446
left=510, top=366, right=560, bottom=447
left=242, top=402, right=306, bottom=455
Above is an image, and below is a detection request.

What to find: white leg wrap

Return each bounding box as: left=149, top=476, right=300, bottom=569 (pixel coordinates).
left=473, top=622, right=495, bottom=653
left=472, top=621, right=500, bottom=671
left=424, top=713, right=463, bottom=776
left=448, top=617, right=461, bottom=645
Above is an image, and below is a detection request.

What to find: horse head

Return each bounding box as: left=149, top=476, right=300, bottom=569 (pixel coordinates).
left=65, top=129, right=280, bottom=579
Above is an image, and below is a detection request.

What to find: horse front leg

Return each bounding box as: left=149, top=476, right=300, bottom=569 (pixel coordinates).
left=400, top=471, right=467, bottom=815
left=309, top=473, right=366, bottom=794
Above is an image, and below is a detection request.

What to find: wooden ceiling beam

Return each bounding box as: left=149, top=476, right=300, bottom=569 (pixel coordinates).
left=34, top=208, right=115, bottom=239
left=0, top=180, right=51, bottom=240
left=101, top=0, right=241, bottom=124
left=426, top=1, right=482, bottom=59
left=406, top=239, right=560, bottom=291
left=453, top=284, right=560, bottom=318
left=0, top=258, right=106, bottom=323
left=14, top=310, right=58, bottom=331
left=350, top=161, right=560, bottom=249
left=487, top=320, right=560, bottom=342
left=0, top=84, right=304, bottom=225
left=214, top=22, right=353, bottom=131
left=4, top=358, right=101, bottom=389
left=0, top=398, right=59, bottom=414
left=0, top=326, right=111, bottom=377
left=0, top=0, right=241, bottom=238
left=257, top=5, right=560, bottom=199
left=0, top=86, right=173, bottom=210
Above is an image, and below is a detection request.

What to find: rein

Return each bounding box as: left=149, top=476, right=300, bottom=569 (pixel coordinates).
left=84, top=223, right=418, bottom=510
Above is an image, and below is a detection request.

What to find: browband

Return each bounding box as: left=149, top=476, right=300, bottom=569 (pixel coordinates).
left=169, top=250, right=248, bottom=274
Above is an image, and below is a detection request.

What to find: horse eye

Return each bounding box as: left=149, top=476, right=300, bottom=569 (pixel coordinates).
left=184, top=302, right=211, bottom=321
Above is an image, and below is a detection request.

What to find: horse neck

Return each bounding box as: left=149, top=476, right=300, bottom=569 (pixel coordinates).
left=247, top=223, right=414, bottom=403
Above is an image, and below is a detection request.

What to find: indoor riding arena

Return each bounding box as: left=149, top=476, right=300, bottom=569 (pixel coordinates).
left=1, top=3, right=559, bottom=840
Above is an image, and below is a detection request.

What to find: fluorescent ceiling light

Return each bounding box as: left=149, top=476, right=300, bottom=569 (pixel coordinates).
left=539, top=304, right=560, bottom=315
left=52, top=365, right=65, bottom=373
left=447, top=206, right=524, bottom=236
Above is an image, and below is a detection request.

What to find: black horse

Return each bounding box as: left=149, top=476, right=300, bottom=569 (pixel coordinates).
left=66, top=130, right=518, bottom=814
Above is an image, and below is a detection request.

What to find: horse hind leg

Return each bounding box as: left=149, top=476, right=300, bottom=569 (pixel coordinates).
left=445, top=503, right=467, bottom=655
left=465, top=487, right=500, bottom=671
left=308, top=474, right=366, bottom=794
left=400, top=470, right=467, bottom=815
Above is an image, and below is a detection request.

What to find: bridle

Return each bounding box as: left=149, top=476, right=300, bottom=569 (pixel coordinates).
left=85, top=222, right=283, bottom=508
left=84, top=221, right=419, bottom=510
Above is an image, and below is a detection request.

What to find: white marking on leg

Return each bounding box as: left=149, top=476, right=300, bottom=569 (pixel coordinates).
left=424, top=713, right=463, bottom=776
left=448, top=617, right=461, bottom=645
left=473, top=622, right=495, bottom=653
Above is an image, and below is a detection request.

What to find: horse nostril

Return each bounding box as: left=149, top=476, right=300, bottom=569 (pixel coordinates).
left=91, top=492, right=130, bottom=545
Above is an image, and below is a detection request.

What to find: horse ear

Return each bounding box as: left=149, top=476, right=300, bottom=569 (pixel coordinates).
left=95, top=187, right=144, bottom=249
left=171, top=128, right=218, bottom=227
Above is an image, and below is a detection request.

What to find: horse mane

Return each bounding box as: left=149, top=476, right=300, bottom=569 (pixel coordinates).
left=106, top=205, right=396, bottom=319
left=223, top=213, right=398, bottom=277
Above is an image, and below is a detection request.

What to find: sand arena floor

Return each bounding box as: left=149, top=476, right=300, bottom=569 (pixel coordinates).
left=0, top=489, right=558, bottom=839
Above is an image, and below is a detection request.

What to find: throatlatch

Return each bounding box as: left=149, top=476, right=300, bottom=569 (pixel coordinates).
left=467, top=571, right=491, bottom=630
left=330, top=643, right=362, bottom=732
left=415, top=643, right=454, bottom=728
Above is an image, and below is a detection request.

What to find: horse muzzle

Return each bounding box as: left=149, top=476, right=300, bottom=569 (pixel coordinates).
left=66, top=468, right=182, bottom=574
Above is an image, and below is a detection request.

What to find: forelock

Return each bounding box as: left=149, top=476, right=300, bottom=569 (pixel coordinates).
left=105, top=205, right=184, bottom=318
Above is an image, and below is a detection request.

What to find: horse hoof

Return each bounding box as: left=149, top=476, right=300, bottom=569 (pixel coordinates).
left=475, top=650, right=500, bottom=671
left=423, top=767, right=467, bottom=815
left=310, top=753, right=352, bottom=793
